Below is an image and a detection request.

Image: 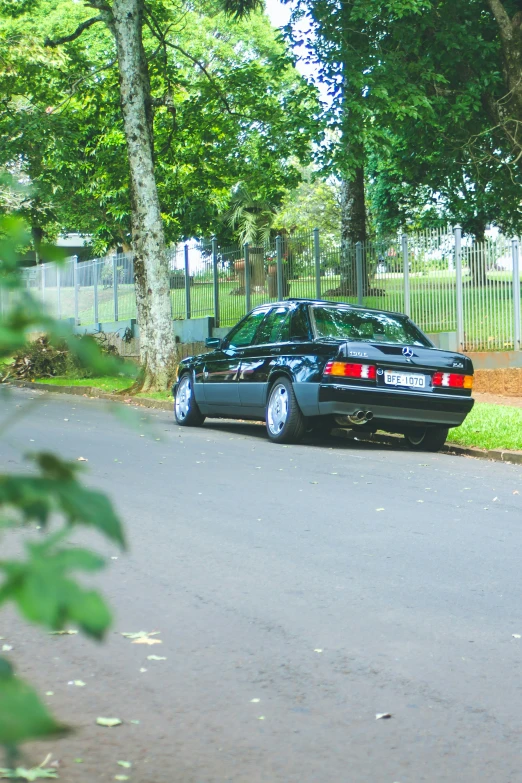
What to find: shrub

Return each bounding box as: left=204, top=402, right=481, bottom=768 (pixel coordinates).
left=6, top=333, right=121, bottom=381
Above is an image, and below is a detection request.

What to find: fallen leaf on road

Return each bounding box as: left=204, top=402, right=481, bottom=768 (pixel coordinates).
left=129, top=720, right=140, bottom=725
left=376, top=713, right=392, bottom=720
left=77, top=457, right=88, bottom=462
left=514, top=491, right=520, bottom=495
left=376, top=508, right=385, bottom=512
left=45, top=692, right=54, bottom=697
left=310, top=481, right=318, bottom=485
left=49, top=629, right=78, bottom=635
left=121, top=631, right=160, bottom=640
left=513, top=634, right=521, bottom=639
left=147, top=655, right=167, bottom=661
left=2, top=645, right=12, bottom=652
left=63, top=419, right=68, bottom=422
left=0, top=770, right=58, bottom=780
left=139, top=668, right=147, bottom=673
left=68, top=680, right=85, bottom=687
left=96, top=717, right=122, bottom=727
left=114, top=777, right=129, bottom=781
left=314, top=648, right=323, bottom=653
left=133, top=637, right=162, bottom=645
left=493, top=497, right=499, bottom=502
left=258, top=716, right=265, bottom=720
left=73, top=760, right=83, bottom=764
left=250, top=698, right=260, bottom=703
left=117, top=762, right=131, bottom=769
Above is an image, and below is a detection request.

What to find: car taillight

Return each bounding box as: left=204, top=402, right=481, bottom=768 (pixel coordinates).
left=432, top=372, right=473, bottom=389
left=324, top=362, right=377, bottom=380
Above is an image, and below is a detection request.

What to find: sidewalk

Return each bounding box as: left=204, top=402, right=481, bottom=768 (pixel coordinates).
left=474, top=392, right=522, bottom=408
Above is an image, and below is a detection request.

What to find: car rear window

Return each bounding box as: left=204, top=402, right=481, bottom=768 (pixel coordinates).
left=311, top=305, right=430, bottom=346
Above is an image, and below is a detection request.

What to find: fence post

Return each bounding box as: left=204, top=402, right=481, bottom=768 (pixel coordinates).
left=113, top=255, right=119, bottom=321
left=184, top=244, right=191, bottom=320
left=454, top=225, right=464, bottom=351
left=512, top=238, right=521, bottom=350
left=73, top=255, right=79, bottom=325
left=212, top=237, right=219, bottom=327
left=402, top=233, right=410, bottom=316
left=313, top=228, right=321, bottom=299
left=93, top=259, right=99, bottom=325
left=57, top=265, right=61, bottom=320
left=244, top=242, right=251, bottom=314
left=356, top=242, right=363, bottom=305
left=276, top=235, right=283, bottom=300
left=41, top=263, right=46, bottom=305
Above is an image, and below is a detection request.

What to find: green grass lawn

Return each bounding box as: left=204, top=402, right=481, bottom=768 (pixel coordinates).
left=35, top=375, right=172, bottom=401
left=37, top=376, right=132, bottom=393
left=446, top=402, right=522, bottom=451
left=34, top=374, right=522, bottom=452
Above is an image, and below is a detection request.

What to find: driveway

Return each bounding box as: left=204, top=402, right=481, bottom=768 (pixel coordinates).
left=1, top=387, right=521, bottom=783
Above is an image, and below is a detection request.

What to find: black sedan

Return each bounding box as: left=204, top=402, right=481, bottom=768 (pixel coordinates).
left=172, top=299, right=474, bottom=451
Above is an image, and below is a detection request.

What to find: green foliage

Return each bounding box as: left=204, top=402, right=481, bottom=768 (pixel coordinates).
left=0, top=657, right=66, bottom=747
left=0, top=1, right=318, bottom=251
left=0, top=216, right=130, bottom=757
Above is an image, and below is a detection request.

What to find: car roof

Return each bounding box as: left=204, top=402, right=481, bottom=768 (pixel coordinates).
left=251, top=298, right=406, bottom=319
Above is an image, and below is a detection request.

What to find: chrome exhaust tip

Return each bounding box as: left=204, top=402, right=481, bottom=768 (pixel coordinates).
left=345, top=410, right=370, bottom=425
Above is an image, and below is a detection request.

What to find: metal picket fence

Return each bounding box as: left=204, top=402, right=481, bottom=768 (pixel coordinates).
left=11, top=226, right=522, bottom=353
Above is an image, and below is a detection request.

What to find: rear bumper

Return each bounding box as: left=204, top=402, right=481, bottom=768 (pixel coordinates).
left=317, top=383, right=474, bottom=427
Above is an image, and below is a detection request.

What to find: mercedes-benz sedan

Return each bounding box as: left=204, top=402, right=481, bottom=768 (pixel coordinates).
left=173, top=299, right=474, bottom=450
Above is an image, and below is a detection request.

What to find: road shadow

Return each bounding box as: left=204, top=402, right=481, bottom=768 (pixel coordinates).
left=198, top=419, right=407, bottom=453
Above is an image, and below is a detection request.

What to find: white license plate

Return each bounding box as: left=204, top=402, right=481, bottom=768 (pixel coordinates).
left=384, top=371, right=426, bottom=388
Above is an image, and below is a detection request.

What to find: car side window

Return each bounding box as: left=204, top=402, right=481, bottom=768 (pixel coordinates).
left=289, top=307, right=311, bottom=341
left=226, top=310, right=268, bottom=349
left=255, top=307, right=290, bottom=345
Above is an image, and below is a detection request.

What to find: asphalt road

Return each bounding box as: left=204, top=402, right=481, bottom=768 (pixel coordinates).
left=1, top=386, right=522, bottom=783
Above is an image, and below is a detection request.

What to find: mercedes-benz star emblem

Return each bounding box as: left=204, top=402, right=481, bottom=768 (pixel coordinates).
left=402, top=346, right=414, bottom=358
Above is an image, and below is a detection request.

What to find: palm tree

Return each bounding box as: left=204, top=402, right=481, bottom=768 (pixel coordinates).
left=224, top=184, right=278, bottom=290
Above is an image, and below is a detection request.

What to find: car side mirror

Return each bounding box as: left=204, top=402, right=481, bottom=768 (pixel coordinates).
left=205, top=337, right=222, bottom=349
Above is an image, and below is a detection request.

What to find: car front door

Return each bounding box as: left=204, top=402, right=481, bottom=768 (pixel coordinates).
left=202, top=308, right=269, bottom=412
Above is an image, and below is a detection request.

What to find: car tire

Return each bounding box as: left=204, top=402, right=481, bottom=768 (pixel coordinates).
left=265, top=377, right=305, bottom=444
left=174, top=373, right=205, bottom=427
left=404, top=426, right=449, bottom=452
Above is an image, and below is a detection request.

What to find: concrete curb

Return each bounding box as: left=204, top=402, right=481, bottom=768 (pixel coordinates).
left=5, top=380, right=522, bottom=465
left=5, top=380, right=173, bottom=412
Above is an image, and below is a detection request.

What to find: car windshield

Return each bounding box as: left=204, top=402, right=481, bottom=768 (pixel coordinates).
left=311, top=305, right=430, bottom=346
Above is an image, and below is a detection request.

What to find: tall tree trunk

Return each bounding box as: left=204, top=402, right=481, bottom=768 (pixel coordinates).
left=112, top=0, right=176, bottom=391
left=338, top=163, right=367, bottom=295
left=486, top=1, right=522, bottom=168
left=469, top=228, right=489, bottom=286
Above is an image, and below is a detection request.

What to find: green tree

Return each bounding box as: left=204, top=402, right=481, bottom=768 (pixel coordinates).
left=1, top=0, right=316, bottom=389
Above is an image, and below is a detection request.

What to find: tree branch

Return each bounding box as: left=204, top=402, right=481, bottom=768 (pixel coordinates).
left=486, top=0, right=514, bottom=42
left=164, top=40, right=238, bottom=116
left=143, top=9, right=241, bottom=117
left=45, top=15, right=104, bottom=47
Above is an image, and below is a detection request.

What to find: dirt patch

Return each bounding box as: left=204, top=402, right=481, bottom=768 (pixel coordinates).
left=473, top=368, right=522, bottom=397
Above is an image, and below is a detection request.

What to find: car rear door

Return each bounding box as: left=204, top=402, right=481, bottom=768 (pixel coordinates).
left=237, top=305, right=292, bottom=410
left=202, top=308, right=269, bottom=411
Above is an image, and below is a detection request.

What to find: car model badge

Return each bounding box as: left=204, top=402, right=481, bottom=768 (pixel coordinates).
left=402, top=347, right=414, bottom=358
left=452, top=361, right=464, bottom=368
